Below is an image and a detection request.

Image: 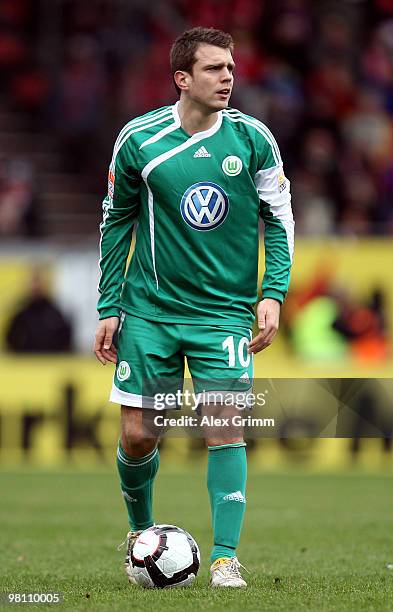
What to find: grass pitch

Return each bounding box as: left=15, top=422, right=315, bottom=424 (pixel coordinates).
left=1, top=466, right=393, bottom=611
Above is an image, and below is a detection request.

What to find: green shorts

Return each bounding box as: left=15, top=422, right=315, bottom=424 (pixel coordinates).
left=110, top=313, right=254, bottom=409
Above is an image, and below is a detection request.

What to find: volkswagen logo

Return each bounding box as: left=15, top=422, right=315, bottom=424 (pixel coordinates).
left=180, top=182, right=229, bottom=231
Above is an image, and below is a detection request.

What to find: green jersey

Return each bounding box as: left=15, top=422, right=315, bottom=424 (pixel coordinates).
left=98, top=102, right=294, bottom=326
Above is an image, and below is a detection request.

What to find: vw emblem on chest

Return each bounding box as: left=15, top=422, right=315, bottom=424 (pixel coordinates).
left=180, top=182, right=229, bottom=231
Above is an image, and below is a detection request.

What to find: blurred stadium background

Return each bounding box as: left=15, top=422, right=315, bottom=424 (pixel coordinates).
left=0, top=0, right=392, bottom=470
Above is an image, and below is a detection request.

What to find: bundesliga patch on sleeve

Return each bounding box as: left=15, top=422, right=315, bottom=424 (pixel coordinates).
left=108, top=169, right=115, bottom=198
left=277, top=169, right=287, bottom=193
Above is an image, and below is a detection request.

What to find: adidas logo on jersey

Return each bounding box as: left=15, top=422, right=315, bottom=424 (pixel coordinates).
left=193, top=146, right=211, bottom=158
left=223, top=491, right=246, bottom=503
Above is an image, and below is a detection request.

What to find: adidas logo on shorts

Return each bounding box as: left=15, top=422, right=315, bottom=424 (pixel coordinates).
left=193, top=146, right=211, bottom=158
left=239, top=372, right=250, bottom=384
left=223, top=490, right=246, bottom=503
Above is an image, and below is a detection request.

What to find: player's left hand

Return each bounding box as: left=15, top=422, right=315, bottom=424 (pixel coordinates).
left=248, top=298, right=281, bottom=354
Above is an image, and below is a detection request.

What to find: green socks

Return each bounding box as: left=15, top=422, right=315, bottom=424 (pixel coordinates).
left=116, top=443, right=159, bottom=531
left=117, top=440, right=246, bottom=558
left=207, top=443, right=247, bottom=563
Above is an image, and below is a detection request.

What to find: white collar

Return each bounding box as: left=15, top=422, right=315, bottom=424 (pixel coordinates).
left=172, top=101, right=222, bottom=140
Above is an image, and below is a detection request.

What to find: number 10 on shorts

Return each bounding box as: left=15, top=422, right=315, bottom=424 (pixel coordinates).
left=222, top=334, right=252, bottom=368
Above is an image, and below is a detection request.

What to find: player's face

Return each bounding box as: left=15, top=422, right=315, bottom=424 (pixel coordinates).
left=187, top=44, right=235, bottom=111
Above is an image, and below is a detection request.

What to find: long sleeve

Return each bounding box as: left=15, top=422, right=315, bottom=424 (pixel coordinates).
left=97, top=138, right=140, bottom=319
left=255, top=163, right=294, bottom=304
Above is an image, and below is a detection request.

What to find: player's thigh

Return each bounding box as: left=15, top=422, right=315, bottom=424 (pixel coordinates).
left=185, top=324, right=253, bottom=392
left=111, top=314, right=184, bottom=407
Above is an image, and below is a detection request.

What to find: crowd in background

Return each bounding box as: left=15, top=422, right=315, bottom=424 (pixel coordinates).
left=1, top=0, right=393, bottom=237
left=0, top=156, right=40, bottom=236
left=1, top=0, right=393, bottom=236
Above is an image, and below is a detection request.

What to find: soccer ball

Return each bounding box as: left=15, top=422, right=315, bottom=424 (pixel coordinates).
left=129, top=524, right=200, bottom=588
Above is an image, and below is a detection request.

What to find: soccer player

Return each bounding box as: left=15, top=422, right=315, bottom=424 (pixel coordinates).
left=94, top=27, right=294, bottom=588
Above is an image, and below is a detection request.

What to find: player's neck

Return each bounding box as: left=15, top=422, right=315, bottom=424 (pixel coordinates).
left=177, top=98, right=219, bottom=136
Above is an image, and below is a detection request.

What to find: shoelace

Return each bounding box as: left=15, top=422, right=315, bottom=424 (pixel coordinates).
left=117, top=530, right=142, bottom=552
left=117, top=534, right=128, bottom=551
left=219, top=558, right=250, bottom=578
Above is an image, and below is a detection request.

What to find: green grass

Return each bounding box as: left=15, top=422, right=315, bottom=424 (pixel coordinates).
left=1, top=468, right=393, bottom=611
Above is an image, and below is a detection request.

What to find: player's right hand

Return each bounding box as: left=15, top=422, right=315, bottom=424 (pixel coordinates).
left=94, top=316, right=119, bottom=365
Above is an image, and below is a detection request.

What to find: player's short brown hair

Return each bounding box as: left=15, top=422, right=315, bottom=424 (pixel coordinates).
left=170, top=27, right=234, bottom=94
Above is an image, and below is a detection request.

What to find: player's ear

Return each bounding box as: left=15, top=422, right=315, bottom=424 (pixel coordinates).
left=174, top=70, right=190, bottom=92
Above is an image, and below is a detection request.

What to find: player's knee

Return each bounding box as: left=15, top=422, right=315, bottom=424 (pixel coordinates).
left=121, top=431, right=156, bottom=457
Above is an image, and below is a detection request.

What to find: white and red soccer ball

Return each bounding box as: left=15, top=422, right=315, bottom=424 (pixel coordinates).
left=129, top=524, right=200, bottom=588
